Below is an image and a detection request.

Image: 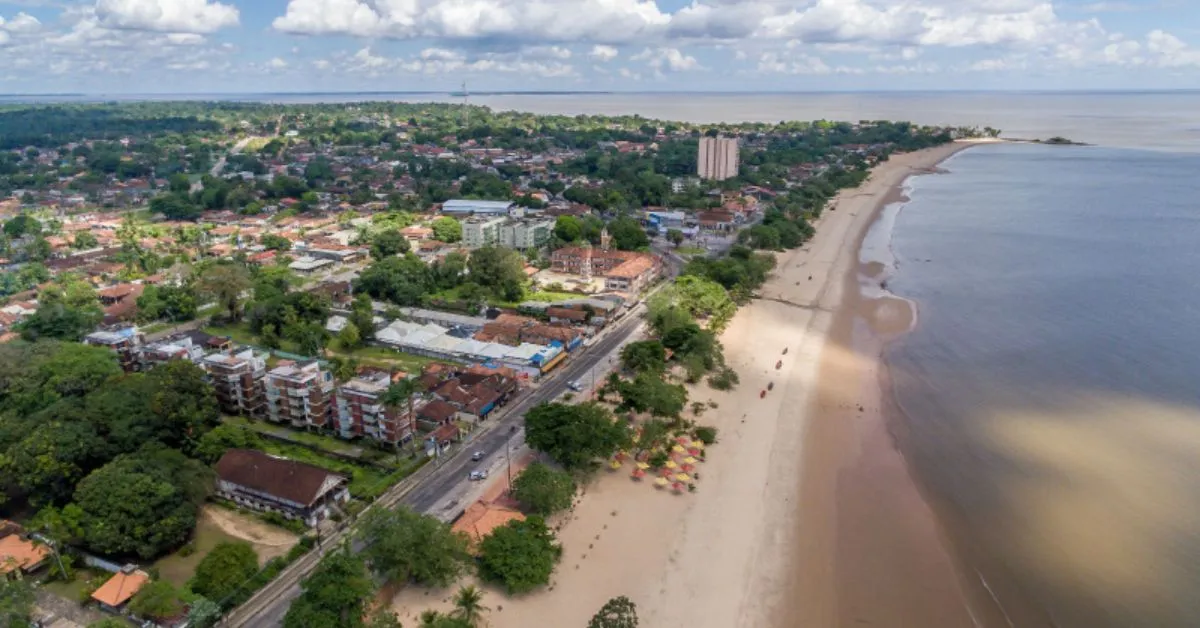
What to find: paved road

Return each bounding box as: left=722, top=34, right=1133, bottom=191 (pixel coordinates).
left=234, top=302, right=650, bottom=628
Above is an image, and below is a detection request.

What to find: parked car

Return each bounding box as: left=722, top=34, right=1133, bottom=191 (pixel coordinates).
left=469, top=470, right=488, bottom=481
left=567, top=380, right=584, bottom=392
left=471, top=451, right=485, bottom=461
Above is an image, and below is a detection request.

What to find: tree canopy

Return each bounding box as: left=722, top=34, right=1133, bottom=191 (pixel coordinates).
left=371, top=228, right=410, bottom=259
left=284, top=549, right=375, bottom=628
left=511, top=462, right=577, bottom=515
left=619, top=340, right=667, bottom=374
left=589, top=596, right=639, bottom=628
left=524, top=402, right=630, bottom=471
left=431, top=216, right=463, bottom=243
left=477, top=516, right=562, bottom=594
left=606, top=216, right=650, bottom=251
left=357, top=506, right=472, bottom=587
left=190, top=541, right=259, bottom=603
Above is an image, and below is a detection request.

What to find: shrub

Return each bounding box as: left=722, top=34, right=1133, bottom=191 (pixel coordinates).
left=694, top=426, right=718, bottom=445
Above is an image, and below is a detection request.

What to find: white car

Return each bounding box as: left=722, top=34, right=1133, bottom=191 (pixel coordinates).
left=471, top=451, right=485, bottom=461
left=469, top=470, right=488, bottom=481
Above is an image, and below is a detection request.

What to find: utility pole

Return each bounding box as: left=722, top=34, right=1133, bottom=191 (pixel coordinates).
left=505, top=434, right=513, bottom=492
left=462, top=81, right=470, bottom=128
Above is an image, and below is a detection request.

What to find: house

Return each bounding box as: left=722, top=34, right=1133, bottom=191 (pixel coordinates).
left=417, top=399, right=459, bottom=431
left=138, top=331, right=229, bottom=371
left=97, top=283, right=145, bottom=324
left=289, top=256, right=335, bottom=275
left=545, top=307, right=589, bottom=325
left=91, top=565, right=150, bottom=612
left=696, top=211, right=737, bottom=233
left=215, top=449, right=350, bottom=527
left=0, top=523, right=50, bottom=581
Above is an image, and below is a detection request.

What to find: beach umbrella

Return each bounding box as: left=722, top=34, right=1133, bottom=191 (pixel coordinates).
left=672, top=482, right=686, bottom=493
left=676, top=436, right=690, bottom=445
left=675, top=473, right=691, bottom=482
left=636, top=462, right=650, bottom=470
left=683, top=456, right=697, bottom=465
left=681, top=463, right=695, bottom=473
left=609, top=459, right=622, bottom=470
left=672, top=444, right=686, bottom=454
left=655, top=477, right=669, bottom=488
left=664, top=460, right=678, bottom=470
left=688, top=448, right=702, bottom=457
left=631, top=468, right=646, bottom=480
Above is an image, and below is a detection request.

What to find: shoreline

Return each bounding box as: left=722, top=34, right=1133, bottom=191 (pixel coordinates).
left=774, top=139, right=990, bottom=627
left=384, top=140, right=995, bottom=628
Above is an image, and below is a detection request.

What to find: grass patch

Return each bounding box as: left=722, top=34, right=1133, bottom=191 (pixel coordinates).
left=252, top=437, right=427, bottom=501
left=326, top=341, right=434, bottom=372
left=675, top=246, right=707, bottom=256
left=222, top=416, right=362, bottom=457
left=152, top=515, right=242, bottom=588
left=42, top=567, right=105, bottom=603
left=524, top=289, right=583, bottom=303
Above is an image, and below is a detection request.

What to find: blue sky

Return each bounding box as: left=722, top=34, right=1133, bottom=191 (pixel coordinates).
left=0, top=0, right=1198, bottom=93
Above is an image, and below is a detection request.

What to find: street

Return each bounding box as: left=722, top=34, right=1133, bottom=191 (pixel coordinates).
left=232, top=300, right=650, bottom=628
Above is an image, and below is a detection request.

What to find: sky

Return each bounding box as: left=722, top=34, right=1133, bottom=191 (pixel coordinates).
left=0, top=0, right=1198, bottom=94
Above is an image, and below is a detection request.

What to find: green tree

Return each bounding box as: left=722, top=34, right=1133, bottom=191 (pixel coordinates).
left=0, top=420, right=105, bottom=505
left=0, top=576, right=34, bottom=628
left=195, top=262, right=252, bottom=321
left=524, top=402, right=630, bottom=471
left=87, top=619, right=128, bottom=628
left=337, top=321, right=362, bottom=350
left=356, top=507, right=472, bottom=587
left=466, top=245, right=525, bottom=302
left=431, top=216, right=462, bottom=243
left=553, top=215, right=582, bottom=242
left=381, top=378, right=425, bottom=453
left=190, top=541, right=259, bottom=603
left=477, top=517, right=562, bottom=594
left=194, top=424, right=264, bottom=464
left=371, top=228, right=411, bottom=259
left=187, top=597, right=223, bottom=628
left=511, top=462, right=577, bottom=516
left=588, top=596, right=639, bottom=628
left=654, top=275, right=736, bottom=332
left=72, top=448, right=213, bottom=558
left=349, top=293, right=376, bottom=342
left=3, top=214, right=41, bottom=238
left=72, top=230, right=99, bottom=249
left=617, top=372, right=687, bottom=418
left=261, top=234, right=292, bottom=251
left=666, top=228, right=684, bottom=247
left=355, top=254, right=433, bottom=306
left=620, top=340, right=667, bottom=373
left=129, top=579, right=185, bottom=621
left=367, top=608, right=405, bottom=628
left=607, top=217, right=649, bottom=251
left=451, top=585, right=489, bottom=627
left=137, top=284, right=198, bottom=323
left=283, top=549, right=375, bottom=628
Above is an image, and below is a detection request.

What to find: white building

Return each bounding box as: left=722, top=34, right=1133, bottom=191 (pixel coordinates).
left=697, top=137, right=739, bottom=181
left=441, top=199, right=515, bottom=215
left=498, top=218, right=554, bottom=250
left=462, top=216, right=507, bottom=248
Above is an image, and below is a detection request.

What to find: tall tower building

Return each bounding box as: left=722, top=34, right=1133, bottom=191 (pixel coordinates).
left=697, top=136, right=739, bottom=181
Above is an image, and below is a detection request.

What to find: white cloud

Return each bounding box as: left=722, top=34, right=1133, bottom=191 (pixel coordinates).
left=273, top=0, right=669, bottom=43
left=589, top=45, right=619, bottom=62
left=3, top=12, right=41, bottom=34
left=95, top=0, right=239, bottom=34
left=267, top=57, right=288, bottom=69
left=632, top=47, right=701, bottom=73
left=328, top=45, right=578, bottom=79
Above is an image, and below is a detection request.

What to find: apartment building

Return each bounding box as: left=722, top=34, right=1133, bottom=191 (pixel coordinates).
left=138, top=331, right=230, bottom=371
left=265, top=360, right=335, bottom=430
left=201, top=348, right=269, bottom=418
left=462, top=216, right=506, bottom=248
left=498, top=217, right=554, bottom=250
left=698, top=136, right=739, bottom=181
left=335, top=371, right=417, bottom=446
left=83, top=326, right=144, bottom=372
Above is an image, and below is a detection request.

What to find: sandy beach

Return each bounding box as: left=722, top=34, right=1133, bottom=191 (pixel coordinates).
left=388, top=141, right=987, bottom=627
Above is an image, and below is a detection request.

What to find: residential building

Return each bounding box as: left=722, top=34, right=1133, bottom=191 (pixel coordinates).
left=336, top=371, right=416, bottom=446
left=645, top=210, right=687, bottom=234
left=462, top=216, right=506, bottom=248
left=0, top=522, right=49, bottom=581
left=91, top=566, right=150, bottom=612
left=84, top=326, right=144, bottom=372
left=97, top=283, right=145, bottom=324
left=696, top=210, right=738, bottom=233
left=265, top=360, right=336, bottom=430
left=215, top=449, right=350, bottom=527
left=289, top=256, right=335, bottom=275
left=201, top=348, right=269, bottom=418
left=498, top=217, right=554, bottom=250
left=138, top=331, right=230, bottom=371
left=441, top=199, right=515, bottom=216
left=697, top=136, right=739, bottom=181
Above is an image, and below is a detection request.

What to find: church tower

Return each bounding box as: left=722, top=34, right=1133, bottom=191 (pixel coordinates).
left=580, top=243, right=593, bottom=280
left=599, top=227, right=611, bottom=252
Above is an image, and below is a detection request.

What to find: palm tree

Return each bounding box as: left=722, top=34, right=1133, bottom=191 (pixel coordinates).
left=381, top=377, right=426, bottom=454
left=451, top=585, right=489, bottom=627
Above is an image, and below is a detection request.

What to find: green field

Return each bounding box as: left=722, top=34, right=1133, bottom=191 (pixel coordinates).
left=675, top=246, right=707, bottom=256
left=204, top=322, right=434, bottom=373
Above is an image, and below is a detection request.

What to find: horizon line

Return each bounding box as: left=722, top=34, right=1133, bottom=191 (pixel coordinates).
left=4, top=88, right=1200, bottom=99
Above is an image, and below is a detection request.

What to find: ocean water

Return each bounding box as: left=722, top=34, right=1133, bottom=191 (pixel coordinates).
left=885, top=143, right=1200, bottom=627
left=7, top=90, right=1200, bottom=152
